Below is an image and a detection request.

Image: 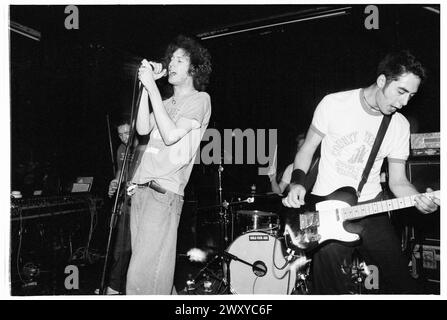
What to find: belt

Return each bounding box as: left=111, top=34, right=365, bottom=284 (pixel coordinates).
left=136, top=181, right=167, bottom=194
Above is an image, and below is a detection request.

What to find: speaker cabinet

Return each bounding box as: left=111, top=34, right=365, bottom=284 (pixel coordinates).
left=398, top=159, right=440, bottom=287
left=405, top=159, right=440, bottom=240
left=407, top=160, right=440, bottom=193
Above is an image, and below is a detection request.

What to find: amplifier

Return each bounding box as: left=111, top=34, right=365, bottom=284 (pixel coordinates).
left=410, top=132, right=440, bottom=156
left=411, top=239, right=440, bottom=283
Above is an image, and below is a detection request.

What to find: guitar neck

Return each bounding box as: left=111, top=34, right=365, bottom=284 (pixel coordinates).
left=341, top=192, right=430, bottom=221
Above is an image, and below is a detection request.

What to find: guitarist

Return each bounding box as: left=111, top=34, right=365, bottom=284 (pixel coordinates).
left=283, top=50, right=439, bottom=294
left=100, top=118, right=146, bottom=294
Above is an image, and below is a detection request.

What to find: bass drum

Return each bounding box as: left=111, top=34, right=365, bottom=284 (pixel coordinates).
left=225, top=231, right=296, bottom=294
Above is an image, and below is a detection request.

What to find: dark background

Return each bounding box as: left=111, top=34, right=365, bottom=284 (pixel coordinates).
left=10, top=4, right=440, bottom=201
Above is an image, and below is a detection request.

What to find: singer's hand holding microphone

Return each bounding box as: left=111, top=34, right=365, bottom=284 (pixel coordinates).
left=138, top=59, right=167, bottom=87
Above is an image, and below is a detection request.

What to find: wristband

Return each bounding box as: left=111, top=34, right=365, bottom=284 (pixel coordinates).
left=290, top=169, right=306, bottom=186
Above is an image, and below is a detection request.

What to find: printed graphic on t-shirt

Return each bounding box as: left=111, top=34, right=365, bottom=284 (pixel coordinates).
left=331, top=132, right=358, bottom=156
left=348, top=145, right=368, bottom=164
left=331, top=130, right=377, bottom=181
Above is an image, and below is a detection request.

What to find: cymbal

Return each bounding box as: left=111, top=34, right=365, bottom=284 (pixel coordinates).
left=237, top=210, right=277, bottom=217
left=231, top=191, right=281, bottom=198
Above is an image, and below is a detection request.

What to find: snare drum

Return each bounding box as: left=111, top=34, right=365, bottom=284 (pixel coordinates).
left=236, top=210, right=279, bottom=235
left=224, top=231, right=296, bottom=294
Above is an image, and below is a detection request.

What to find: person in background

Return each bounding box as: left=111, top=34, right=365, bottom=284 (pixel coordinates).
left=98, top=118, right=145, bottom=294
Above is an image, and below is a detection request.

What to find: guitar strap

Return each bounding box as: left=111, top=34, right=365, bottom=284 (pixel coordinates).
left=357, top=114, right=392, bottom=198
left=304, top=147, right=320, bottom=191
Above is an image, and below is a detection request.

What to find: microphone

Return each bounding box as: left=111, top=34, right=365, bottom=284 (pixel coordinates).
left=137, top=61, right=167, bottom=90
left=151, top=63, right=168, bottom=77
left=142, top=60, right=168, bottom=78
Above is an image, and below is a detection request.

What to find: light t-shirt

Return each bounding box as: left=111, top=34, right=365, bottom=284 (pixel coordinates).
left=310, top=88, right=409, bottom=202
left=132, top=91, right=211, bottom=196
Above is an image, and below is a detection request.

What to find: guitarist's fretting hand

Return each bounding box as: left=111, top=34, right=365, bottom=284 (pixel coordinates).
left=282, top=184, right=306, bottom=208
left=108, top=179, right=119, bottom=198
left=414, top=187, right=440, bottom=214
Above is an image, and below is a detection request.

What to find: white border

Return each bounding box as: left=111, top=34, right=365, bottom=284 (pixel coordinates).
left=1, top=0, right=444, bottom=301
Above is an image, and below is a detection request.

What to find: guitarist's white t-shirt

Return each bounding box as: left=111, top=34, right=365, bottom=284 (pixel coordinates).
left=310, top=88, right=410, bottom=202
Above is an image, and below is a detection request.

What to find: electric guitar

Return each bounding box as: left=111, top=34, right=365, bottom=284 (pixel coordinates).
left=279, top=187, right=440, bottom=252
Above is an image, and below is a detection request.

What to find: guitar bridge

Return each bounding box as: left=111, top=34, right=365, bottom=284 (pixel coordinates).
left=299, top=212, right=320, bottom=230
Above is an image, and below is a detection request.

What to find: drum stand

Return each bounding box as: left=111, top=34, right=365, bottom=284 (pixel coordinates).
left=216, top=163, right=230, bottom=249
left=350, top=250, right=370, bottom=294
left=185, top=253, right=226, bottom=295
left=185, top=160, right=257, bottom=294
left=189, top=195, right=256, bottom=294
left=216, top=160, right=250, bottom=247
left=292, top=265, right=311, bottom=294
left=215, top=198, right=260, bottom=292
left=340, top=249, right=369, bottom=294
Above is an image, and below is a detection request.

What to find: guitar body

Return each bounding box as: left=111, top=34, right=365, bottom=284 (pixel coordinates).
left=310, top=186, right=358, bottom=207
left=279, top=187, right=362, bottom=252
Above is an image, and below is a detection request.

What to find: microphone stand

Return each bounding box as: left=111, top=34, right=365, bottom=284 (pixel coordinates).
left=99, top=83, right=143, bottom=295
left=188, top=249, right=266, bottom=294
left=217, top=161, right=229, bottom=249
left=106, top=114, right=116, bottom=176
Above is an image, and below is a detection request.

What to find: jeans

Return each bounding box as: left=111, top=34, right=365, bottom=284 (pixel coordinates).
left=126, top=187, right=183, bottom=295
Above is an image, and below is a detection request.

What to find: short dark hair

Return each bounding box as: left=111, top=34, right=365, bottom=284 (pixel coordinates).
left=377, top=50, right=427, bottom=84
left=163, top=35, right=212, bottom=91
left=115, top=115, right=131, bottom=129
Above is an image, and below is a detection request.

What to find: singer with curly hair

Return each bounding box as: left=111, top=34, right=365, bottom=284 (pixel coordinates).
left=126, top=34, right=212, bottom=295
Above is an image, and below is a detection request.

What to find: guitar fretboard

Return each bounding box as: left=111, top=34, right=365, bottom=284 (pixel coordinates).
left=340, top=192, right=433, bottom=221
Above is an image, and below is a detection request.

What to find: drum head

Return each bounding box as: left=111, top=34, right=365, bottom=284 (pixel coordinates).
left=226, top=231, right=296, bottom=294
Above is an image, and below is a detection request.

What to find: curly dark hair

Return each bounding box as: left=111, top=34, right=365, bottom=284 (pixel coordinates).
left=163, top=35, right=212, bottom=91
left=377, top=50, right=427, bottom=84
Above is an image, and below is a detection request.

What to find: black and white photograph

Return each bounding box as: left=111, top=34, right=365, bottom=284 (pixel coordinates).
left=5, top=2, right=442, bottom=301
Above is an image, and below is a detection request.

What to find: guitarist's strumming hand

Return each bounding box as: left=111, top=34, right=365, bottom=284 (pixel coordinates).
left=414, top=187, right=440, bottom=214
left=282, top=184, right=306, bottom=208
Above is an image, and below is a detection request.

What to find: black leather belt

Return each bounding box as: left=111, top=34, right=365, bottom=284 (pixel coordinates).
left=137, top=181, right=167, bottom=194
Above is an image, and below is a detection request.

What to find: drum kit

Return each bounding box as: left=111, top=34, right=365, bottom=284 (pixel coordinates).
left=184, top=168, right=311, bottom=295
left=180, top=165, right=375, bottom=295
